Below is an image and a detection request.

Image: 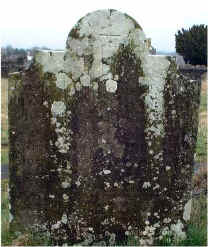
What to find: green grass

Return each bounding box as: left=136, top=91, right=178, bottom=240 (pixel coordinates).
left=195, top=82, right=207, bottom=163
left=195, top=125, right=207, bottom=163
left=190, top=195, right=207, bottom=231
left=1, top=147, right=9, bottom=165
left=125, top=195, right=207, bottom=246
left=199, top=92, right=207, bottom=113
left=154, top=223, right=207, bottom=246
left=1, top=78, right=9, bottom=146
left=1, top=129, right=9, bottom=146
left=155, top=196, right=207, bottom=246
left=1, top=179, right=52, bottom=246
left=1, top=179, right=15, bottom=245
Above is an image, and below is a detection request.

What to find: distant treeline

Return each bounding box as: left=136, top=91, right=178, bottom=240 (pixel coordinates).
left=1, top=45, right=51, bottom=77
left=1, top=45, right=51, bottom=57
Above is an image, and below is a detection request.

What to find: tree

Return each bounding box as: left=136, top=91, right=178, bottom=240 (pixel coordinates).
left=175, top=24, right=207, bottom=65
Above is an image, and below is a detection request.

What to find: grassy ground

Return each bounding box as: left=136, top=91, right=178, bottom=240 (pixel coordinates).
left=1, top=78, right=9, bottom=146
left=1, top=146, right=9, bottom=165
left=1, top=179, right=52, bottom=246
left=1, top=76, right=207, bottom=245
left=195, top=77, right=207, bottom=163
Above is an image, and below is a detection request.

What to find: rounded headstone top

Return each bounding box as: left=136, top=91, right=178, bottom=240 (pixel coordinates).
left=64, top=9, right=150, bottom=82
left=66, top=9, right=143, bottom=48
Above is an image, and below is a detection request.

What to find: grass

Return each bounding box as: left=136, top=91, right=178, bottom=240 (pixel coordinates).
left=155, top=223, right=207, bottom=246
left=195, top=77, right=207, bottom=163
left=1, top=146, right=9, bottom=165
left=199, top=93, right=207, bottom=113
left=1, top=179, right=52, bottom=246
left=195, top=125, right=207, bottom=163
left=1, top=179, right=15, bottom=245
left=1, top=78, right=9, bottom=146
left=1, top=76, right=207, bottom=245
left=124, top=194, right=207, bottom=246
left=156, top=195, right=207, bottom=246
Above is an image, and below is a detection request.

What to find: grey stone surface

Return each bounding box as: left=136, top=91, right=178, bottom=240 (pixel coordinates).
left=9, top=9, right=201, bottom=246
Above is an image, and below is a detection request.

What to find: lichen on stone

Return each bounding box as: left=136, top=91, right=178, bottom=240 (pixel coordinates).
left=51, top=101, right=66, bottom=116
left=105, top=79, right=117, bottom=93
left=56, top=72, right=72, bottom=89
left=9, top=8, right=201, bottom=246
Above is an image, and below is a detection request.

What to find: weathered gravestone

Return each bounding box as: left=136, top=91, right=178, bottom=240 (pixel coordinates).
left=9, top=9, right=201, bottom=246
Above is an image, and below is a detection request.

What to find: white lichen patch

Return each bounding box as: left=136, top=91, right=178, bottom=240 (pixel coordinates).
left=63, top=194, right=69, bottom=202
left=51, top=221, right=61, bottom=230
left=129, top=180, right=135, bottom=184
left=51, top=101, right=66, bottom=116
left=101, top=71, right=113, bottom=81
left=56, top=72, right=72, bottom=89
left=114, top=182, right=119, bottom=187
left=63, top=50, right=84, bottom=81
left=55, top=136, right=70, bottom=153
left=89, top=46, right=103, bottom=79
left=142, top=182, right=151, bottom=189
left=75, top=82, right=82, bottom=91
left=153, top=184, right=160, bottom=190
left=9, top=212, right=14, bottom=223
left=163, top=217, right=171, bottom=223
left=80, top=73, right=91, bottom=87
left=53, top=112, right=72, bottom=154
left=104, top=182, right=110, bottom=188
left=166, top=166, right=171, bottom=171
left=68, top=37, right=89, bottom=56
left=61, top=213, right=68, bottom=224
left=170, top=220, right=186, bottom=240
left=61, top=181, right=71, bottom=189
left=138, top=53, right=171, bottom=168
left=140, top=56, right=170, bottom=133
left=106, top=79, right=117, bottom=93
left=93, top=81, right=98, bottom=91
left=69, top=86, right=75, bottom=96
left=43, top=101, right=48, bottom=107
left=75, top=176, right=81, bottom=187
left=103, top=169, right=111, bottom=175
left=183, top=199, right=192, bottom=221
left=141, top=224, right=156, bottom=245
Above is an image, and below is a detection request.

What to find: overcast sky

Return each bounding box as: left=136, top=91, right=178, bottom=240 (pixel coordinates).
left=1, top=0, right=207, bottom=52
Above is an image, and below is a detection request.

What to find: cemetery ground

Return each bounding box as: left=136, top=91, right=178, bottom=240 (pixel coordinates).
left=1, top=76, right=207, bottom=246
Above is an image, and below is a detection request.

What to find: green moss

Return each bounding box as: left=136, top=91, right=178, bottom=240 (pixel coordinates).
left=110, top=43, right=144, bottom=78
left=8, top=72, right=23, bottom=101
left=43, top=72, right=66, bottom=103
left=84, top=54, right=94, bottom=72
left=66, top=23, right=88, bottom=46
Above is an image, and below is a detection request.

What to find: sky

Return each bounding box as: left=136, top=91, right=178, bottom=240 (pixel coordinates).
left=1, top=0, right=207, bottom=52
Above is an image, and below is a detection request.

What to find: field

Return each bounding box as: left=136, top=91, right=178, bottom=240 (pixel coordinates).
left=1, top=75, right=207, bottom=245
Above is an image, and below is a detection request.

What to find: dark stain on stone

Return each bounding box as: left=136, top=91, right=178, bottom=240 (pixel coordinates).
left=65, top=45, right=148, bottom=243
left=9, top=65, right=52, bottom=231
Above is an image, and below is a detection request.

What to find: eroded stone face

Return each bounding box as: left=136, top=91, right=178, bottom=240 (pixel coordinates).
left=9, top=9, right=201, bottom=246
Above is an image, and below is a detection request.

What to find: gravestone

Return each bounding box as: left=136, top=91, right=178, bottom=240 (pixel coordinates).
left=9, top=9, right=201, bottom=246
